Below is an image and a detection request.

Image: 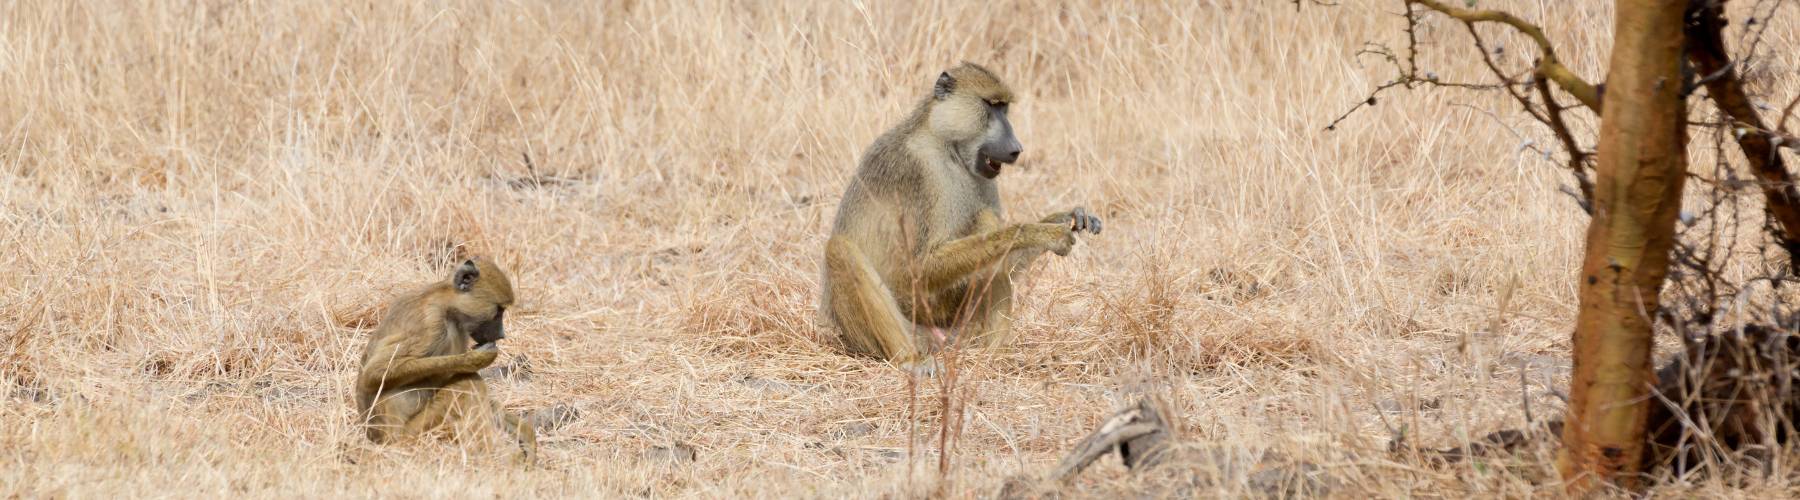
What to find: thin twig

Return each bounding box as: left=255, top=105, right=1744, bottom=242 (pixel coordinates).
left=1686, top=1, right=1800, bottom=263
left=1536, top=75, right=1595, bottom=209
left=1409, top=0, right=1601, bottom=110
left=1776, top=93, right=1800, bottom=133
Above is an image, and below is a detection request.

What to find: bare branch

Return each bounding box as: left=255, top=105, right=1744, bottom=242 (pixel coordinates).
left=1409, top=0, right=1601, bottom=110
left=1324, top=0, right=1600, bottom=211
left=1322, top=6, right=1503, bottom=131
left=1048, top=423, right=1159, bottom=482
left=1777, top=92, right=1800, bottom=134
left=1464, top=24, right=1550, bottom=124
left=1536, top=76, right=1595, bottom=209
left=1686, top=1, right=1800, bottom=262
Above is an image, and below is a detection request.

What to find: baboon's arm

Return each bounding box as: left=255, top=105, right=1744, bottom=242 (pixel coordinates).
left=973, top=209, right=1003, bottom=233
left=359, top=349, right=498, bottom=391
left=914, top=222, right=1067, bottom=293
left=1039, top=210, right=1076, bottom=224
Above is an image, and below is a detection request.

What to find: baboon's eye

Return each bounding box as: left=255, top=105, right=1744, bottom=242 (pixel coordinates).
left=987, top=100, right=1008, bottom=111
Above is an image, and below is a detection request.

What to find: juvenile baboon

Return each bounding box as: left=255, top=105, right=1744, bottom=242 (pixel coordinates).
left=354, top=258, right=537, bottom=461
left=821, top=63, right=1102, bottom=371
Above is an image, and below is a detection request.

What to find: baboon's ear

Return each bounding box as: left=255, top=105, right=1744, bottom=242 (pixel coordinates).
left=933, top=72, right=955, bottom=100
left=454, top=259, right=480, bottom=292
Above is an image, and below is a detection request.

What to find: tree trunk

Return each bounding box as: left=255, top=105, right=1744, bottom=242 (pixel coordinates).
left=1557, top=0, right=1689, bottom=494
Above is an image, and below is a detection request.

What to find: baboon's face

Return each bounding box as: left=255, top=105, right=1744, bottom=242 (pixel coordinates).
left=448, top=258, right=515, bottom=346
left=928, top=63, right=1021, bottom=180
left=467, top=306, right=507, bottom=345
left=973, top=99, right=1021, bottom=179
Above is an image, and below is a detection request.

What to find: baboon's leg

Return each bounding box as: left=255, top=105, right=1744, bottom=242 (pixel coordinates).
left=401, top=377, right=489, bottom=438
left=913, top=221, right=1068, bottom=293
left=963, top=269, right=1016, bottom=348
left=361, top=349, right=497, bottom=390
left=963, top=250, right=1041, bottom=349
left=496, top=405, right=538, bottom=463
left=956, top=210, right=1034, bottom=349
left=402, top=377, right=534, bottom=462
left=400, top=388, right=461, bottom=438
left=825, top=237, right=923, bottom=364
left=365, top=390, right=431, bottom=443
left=364, top=402, right=404, bottom=443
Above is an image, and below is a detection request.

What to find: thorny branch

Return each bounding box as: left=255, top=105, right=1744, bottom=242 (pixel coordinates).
left=1324, top=0, right=1800, bottom=279
left=1777, top=93, right=1800, bottom=133
left=1408, top=0, right=1600, bottom=109
left=1685, top=0, right=1800, bottom=264
left=1536, top=76, right=1595, bottom=209
left=1326, top=0, right=1600, bottom=212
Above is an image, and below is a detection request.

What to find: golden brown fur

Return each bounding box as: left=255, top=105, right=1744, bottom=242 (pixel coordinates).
left=354, top=258, right=537, bottom=461
left=821, top=63, right=1101, bottom=371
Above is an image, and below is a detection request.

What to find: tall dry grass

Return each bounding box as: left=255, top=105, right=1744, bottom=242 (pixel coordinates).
left=2, top=0, right=1797, bottom=497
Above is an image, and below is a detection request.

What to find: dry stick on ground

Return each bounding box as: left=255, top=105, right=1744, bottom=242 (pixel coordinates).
left=996, top=400, right=1171, bottom=499
left=996, top=399, right=1181, bottom=487
left=1046, top=398, right=1175, bottom=481
left=1017, top=396, right=1332, bottom=499
left=1685, top=1, right=1800, bottom=263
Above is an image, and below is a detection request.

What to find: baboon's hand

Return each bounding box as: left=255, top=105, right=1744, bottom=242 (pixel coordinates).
left=1066, top=207, right=1102, bottom=235
left=1040, top=207, right=1103, bottom=235
left=900, top=356, right=943, bottom=378
left=466, top=344, right=501, bottom=369
left=1035, top=223, right=1078, bottom=257
left=514, top=447, right=538, bottom=468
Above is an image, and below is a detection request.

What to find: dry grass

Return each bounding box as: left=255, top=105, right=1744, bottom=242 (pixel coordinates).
left=3, top=0, right=1798, bottom=497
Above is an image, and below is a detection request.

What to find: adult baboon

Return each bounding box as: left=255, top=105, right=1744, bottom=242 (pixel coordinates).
left=821, top=63, right=1101, bottom=372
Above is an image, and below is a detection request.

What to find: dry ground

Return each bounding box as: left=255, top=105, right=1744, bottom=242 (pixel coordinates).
left=3, top=0, right=1798, bottom=498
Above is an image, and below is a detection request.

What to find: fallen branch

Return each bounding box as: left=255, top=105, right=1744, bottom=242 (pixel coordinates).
left=1048, top=398, right=1174, bottom=481
left=1004, top=397, right=1330, bottom=499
